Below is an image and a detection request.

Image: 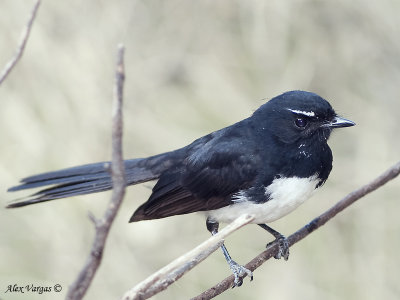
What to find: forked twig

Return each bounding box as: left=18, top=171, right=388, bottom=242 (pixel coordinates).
left=66, top=44, right=126, bottom=300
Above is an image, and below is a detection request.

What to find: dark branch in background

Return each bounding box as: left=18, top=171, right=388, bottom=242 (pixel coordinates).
left=66, top=44, right=126, bottom=300
left=192, top=160, right=400, bottom=300
left=0, top=0, right=40, bottom=85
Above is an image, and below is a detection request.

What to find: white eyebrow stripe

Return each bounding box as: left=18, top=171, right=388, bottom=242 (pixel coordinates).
left=287, top=109, right=315, bottom=117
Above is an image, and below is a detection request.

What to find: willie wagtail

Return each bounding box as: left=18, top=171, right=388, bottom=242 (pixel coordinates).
left=7, top=90, right=355, bottom=286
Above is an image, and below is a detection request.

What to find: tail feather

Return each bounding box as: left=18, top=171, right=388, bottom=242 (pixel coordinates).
left=8, top=170, right=110, bottom=192
left=7, top=151, right=181, bottom=208
left=10, top=161, right=112, bottom=188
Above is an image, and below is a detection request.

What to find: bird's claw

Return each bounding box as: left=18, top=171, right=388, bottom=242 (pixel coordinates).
left=267, top=234, right=290, bottom=261
left=228, top=260, right=253, bottom=287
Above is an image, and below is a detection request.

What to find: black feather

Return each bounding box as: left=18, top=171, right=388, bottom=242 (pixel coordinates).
left=7, top=152, right=182, bottom=208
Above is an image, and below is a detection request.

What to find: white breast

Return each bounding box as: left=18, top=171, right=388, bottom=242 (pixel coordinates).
left=206, top=175, right=320, bottom=224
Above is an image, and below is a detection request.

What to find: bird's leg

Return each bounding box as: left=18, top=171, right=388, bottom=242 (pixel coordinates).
left=206, top=218, right=253, bottom=287
left=258, top=223, right=290, bottom=260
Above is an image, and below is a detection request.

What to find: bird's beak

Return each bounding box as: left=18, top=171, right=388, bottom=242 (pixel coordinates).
left=327, top=115, right=356, bottom=128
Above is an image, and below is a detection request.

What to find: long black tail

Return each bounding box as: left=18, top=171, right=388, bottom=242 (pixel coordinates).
left=7, top=151, right=181, bottom=208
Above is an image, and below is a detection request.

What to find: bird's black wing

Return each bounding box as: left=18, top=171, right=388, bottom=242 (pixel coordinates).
left=130, top=128, right=260, bottom=222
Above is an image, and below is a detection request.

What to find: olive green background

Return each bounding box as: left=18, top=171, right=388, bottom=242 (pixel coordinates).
left=1, top=1, right=399, bottom=299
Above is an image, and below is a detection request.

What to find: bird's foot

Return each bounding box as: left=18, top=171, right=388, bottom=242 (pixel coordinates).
left=267, top=234, right=290, bottom=261
left=228, top=260, right=253, bottom=287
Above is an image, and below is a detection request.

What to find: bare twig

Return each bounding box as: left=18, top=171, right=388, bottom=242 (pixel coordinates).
left=122, top=214, right=255, bottom=300
left=193, top=160, right=400, bottom=300
left=0, top=0, right=41, bottom=85
left=66, top=44, right=126, bottom=300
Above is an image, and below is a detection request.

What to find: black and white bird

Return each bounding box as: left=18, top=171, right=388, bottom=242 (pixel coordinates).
left=7, top=90, right=355, bottom=286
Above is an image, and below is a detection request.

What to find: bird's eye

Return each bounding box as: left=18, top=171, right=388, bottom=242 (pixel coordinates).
left=295, top=118, right=307, bottom=128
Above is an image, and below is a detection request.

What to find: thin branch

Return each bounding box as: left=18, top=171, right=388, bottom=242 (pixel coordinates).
left=0, top=0, right=41, bottom=85
left=193, top=160, right=400, bottom=300
left=66, top=44, right=126, bottom=300
left=122, top=214, right=255, bottom=300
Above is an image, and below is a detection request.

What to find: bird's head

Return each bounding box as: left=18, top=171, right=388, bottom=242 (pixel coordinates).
left=253, top=90, right=355, bottom=144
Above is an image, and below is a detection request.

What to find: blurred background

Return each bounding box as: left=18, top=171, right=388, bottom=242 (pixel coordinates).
left=1, top=0, right=399, bottom=299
